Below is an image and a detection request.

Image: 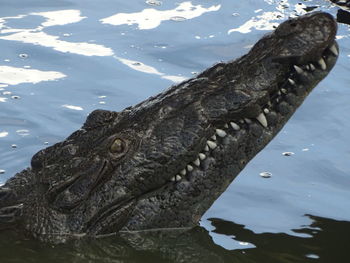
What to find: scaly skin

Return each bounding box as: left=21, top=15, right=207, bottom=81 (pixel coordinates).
left=0, top=12, right=339, bottom=243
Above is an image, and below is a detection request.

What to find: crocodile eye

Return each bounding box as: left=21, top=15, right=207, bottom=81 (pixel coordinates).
left=110, top=138, right=125, bottom=153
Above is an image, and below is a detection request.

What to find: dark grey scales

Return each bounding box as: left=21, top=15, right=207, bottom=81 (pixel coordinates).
left=0, top=12, right=339, bottom=243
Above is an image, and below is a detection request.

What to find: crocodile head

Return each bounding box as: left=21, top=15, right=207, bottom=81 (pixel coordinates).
left=0, top=12, right=338, bottom=243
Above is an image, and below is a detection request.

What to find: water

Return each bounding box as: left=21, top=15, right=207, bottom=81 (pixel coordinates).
left=0, top=0, right=349, bottom=262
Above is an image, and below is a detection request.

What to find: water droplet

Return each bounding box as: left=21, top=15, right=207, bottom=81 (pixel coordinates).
left=23, top=65, right=31, bottom=69
left=302, top=148, right=309, bottom=152
left=170, top=16, right=186, bottom=22
left=11, top=144, right=17, bottom=148
left=3, top=91, right=11, bottom=95
left=0, top=169, right=5, bottom=174
left=260, top=172, right=272, bottom=178
left=4, top=59, right=10, bottom=62
left=232, top=12, right=240, bottom=17
left=19, top=53, right=28, bottom=59
left=282, top=152, right=294, bottom=156
left=306, top=254, right=319, bottom=259
left=44, top=142, right=49, bottom=145
left=63, top=33, right=71, bottom=37
left=239, top=242, right=249, bottom=246
left=146, top=0, right=162, bottom=6
left=16, top=129, right=30, bottom=136
left=11, top=95, right=20, bottom=99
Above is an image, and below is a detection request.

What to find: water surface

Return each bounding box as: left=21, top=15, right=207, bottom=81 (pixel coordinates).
left=0, top=0, right=349, bottom=262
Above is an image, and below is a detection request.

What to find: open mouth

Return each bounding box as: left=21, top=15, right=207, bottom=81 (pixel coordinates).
left=168, top=41, right=339, bottom=183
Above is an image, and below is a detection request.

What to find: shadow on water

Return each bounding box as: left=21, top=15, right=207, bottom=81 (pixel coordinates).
left=1, top=214, right=349, bottom=263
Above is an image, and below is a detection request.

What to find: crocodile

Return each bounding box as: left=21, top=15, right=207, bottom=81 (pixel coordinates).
left=0, top=12, right=339, bottom=243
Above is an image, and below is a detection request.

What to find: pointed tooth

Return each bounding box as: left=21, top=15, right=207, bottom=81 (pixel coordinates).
left=256, top=112, right=268, bottom=128
left=199, top=153, right=206, bottom=160
left=230, top=122, right=240, bottom=131
left=239, top=119, right=244, bottom=124
left=278, top=91, right=281, bottom=96
left=175, top=174, right=182, bottom=181
left=187, top=165, right=194, bottom=172
left=211, top=134, right=217, bottom=140
left=288, top=78, right=295, bottom=85
left=293, top=65, right=304, bottom=74
left=204, top=145, right=209, bottom=151
left=244, top=118, right=252, bottom=124
left=318, top=57, right=326, bottom=70
left=180, top=169, right=186, bottom=176
left=224, top=123, right=229, bottom=128
left=306, top=65, right=310, bottom=70
left=263, top=108, right=269, bottom=114
left=329, top=44, right=338, bottom=56
left=193, top=158, right=200, bottom=166
left=216, top=129, right=227, bottom=137
left=207, top=140, right=217, bottom=150
left=170, top=176, right=176, bottom=182
left=309, top=63, right=315, bottom=71
left=281, top=88, right=287, bottom=94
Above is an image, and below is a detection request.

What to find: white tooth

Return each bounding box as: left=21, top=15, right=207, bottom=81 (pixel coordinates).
left=244, top=118, right=252, bottom=124
left=193, top=158, right=200, bottom=166
left=175, top=174, right=182, bottom=181
left=264, top=108, right=269, bottom=114
left=230, top=122, right=240, bottom=131
left=309, top=63, right=316, bottom=71
left=170, top=176, right=176, bottom=182
left=318, top=57, right=327, bottom=70
left=329, top=44, right=338, bottom=56
left=278, top=91, right=281, bottom=96
left=293, top=65, right=304, bottom=74
left=180, top=169, right=186, bottom=176
left=306, top=65, right=310, bottom=70
left=204, top=145, right=209, bottom=151
left=211, top=134, right=217, bottom=140
left=187, top=165, right=194, bottom=172
left=281, top=88, right=287, bottom=94
left=239, top=119, right=244, bottom=124
left=288, top=78, right=295, bottom=85
left=256, top=112, right=268, bottom=128
left=207, top=140, right=217, bottom=149
left=267, top=101, right=272, bottom=107
left=224, top=123, right=229, bottom=128
left=199, top=153, right=206, bottom=160
left=216, top=129, right=227, bottom=137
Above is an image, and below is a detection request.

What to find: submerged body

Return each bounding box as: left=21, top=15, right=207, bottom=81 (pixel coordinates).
left=0, top=12, right=339, bottom=243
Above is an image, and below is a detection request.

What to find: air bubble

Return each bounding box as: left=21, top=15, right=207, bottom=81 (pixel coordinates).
left=146, top=0, right=162, bottom=6
left=260, top=172, right=272, bottom=178
left=19, top=53, right=28, bottom=59
left=282, top=152, right=295, bottom=156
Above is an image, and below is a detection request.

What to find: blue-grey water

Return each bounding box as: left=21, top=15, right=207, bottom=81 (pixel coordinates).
left=0, top=0, right=349, bottom=262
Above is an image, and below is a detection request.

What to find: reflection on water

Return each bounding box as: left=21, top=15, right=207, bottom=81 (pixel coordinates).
left=0, top=9, right=113, bottom=57
left=1, top=215, right=349, bottom=263
left=115, top=56, right=187, bottom=82
left=0, top=66, right=65, bottom=85
left=101, top=1, right=221, bottom=30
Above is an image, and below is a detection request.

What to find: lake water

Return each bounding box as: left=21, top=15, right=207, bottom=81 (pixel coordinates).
left=0, top=0, right=349, bottom=262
